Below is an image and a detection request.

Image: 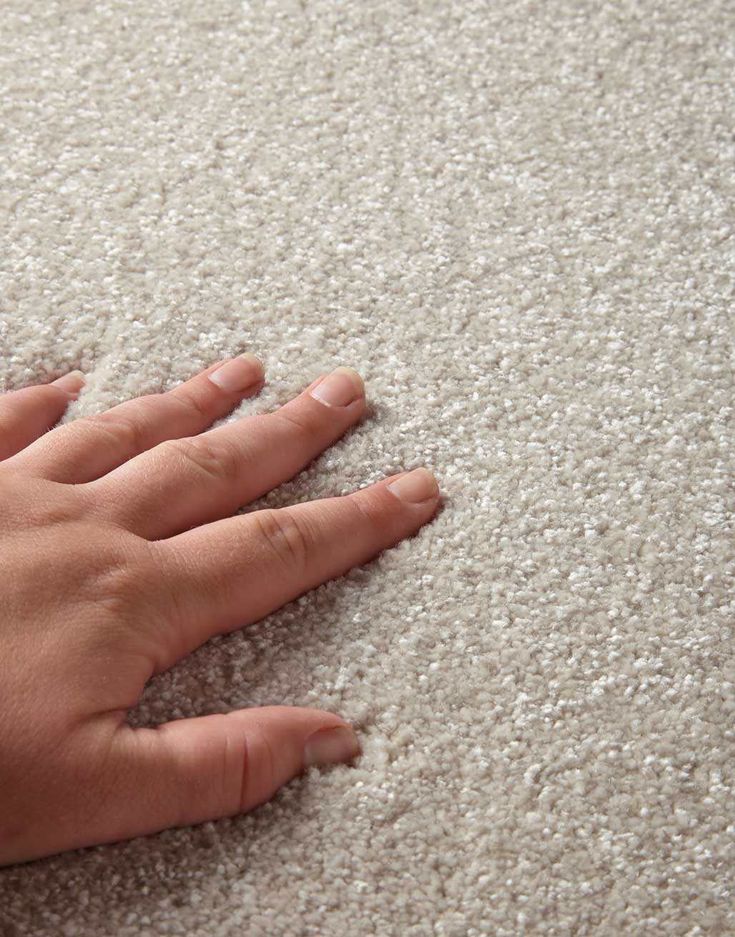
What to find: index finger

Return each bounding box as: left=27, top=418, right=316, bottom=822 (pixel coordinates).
left=153, top=468, right=440, bottom=669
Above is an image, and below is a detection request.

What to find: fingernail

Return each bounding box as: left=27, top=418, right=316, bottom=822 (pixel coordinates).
left=309, top=367, right=364, bottom=408
left=387, top=468, right=439, bottom=504
left=52, top=370, right=86, bottom=395
left=208, top=354, right=264, bottom=393
left=304, top=725, right=360, bottom=768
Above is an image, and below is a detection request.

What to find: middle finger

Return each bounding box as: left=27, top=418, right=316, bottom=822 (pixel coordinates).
left=88, top=368, right=366, bottom=539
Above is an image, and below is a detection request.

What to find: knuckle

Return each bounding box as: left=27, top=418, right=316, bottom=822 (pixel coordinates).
left=43, top=384, right=71, bottom=404
left=0, top=420, right=18, bottom=458
left=82, top=540, right=163, bottom=625
left=85, top=554, right=143, bottom=617
left=269, top=407, right=322, bottom=445
left=169, top=386, right=211, bottom=421
left=26, top=384, right=68, bottom=410
left=240, top=726, right=276, bottom=810
left=349, top=489, right=393, bottom=536
left=36, top=487, right=90, bottom=527
left=253, top=509, right=311, bottom=570
left=0, top=476, right=88, bottom=530
left=85, top=409, right=149, bottom=454
left=159, top=435, right=241, bottom=485
left=74, top=549, right=170, bottom=682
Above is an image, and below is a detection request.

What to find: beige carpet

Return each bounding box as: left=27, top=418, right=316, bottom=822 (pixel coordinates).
left=1, top=1, right=733, bottom=934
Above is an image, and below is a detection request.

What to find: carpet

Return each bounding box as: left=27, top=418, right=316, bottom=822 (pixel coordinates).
left=0, top=1, right=733, bottom=934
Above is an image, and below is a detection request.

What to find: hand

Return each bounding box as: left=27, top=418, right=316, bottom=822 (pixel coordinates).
left=0, top=356, right=439, bottom=864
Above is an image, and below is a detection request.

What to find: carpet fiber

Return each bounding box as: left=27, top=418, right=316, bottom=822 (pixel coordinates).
left=1, top=1, right=733, bottom=934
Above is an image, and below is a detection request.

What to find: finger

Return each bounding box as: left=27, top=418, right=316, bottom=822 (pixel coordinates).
left=156, top=468, right=439, bottom=666
left=90, top=367, right=367, bottom=539
left=95, top=708, right=359, bottom=847
left=0, top=372, right=85, bottom=461
left=6, top=354, right=265, bottom=483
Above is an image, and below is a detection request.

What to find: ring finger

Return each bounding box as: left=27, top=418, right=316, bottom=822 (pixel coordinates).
left=6, top=354, right=265, bottom=483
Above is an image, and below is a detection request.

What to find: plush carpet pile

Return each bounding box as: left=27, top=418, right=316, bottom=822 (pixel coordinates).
left=1, top=1, right=733, bottom=934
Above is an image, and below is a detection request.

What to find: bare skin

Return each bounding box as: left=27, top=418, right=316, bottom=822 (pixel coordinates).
left=0, top=356, right=439, bottom=865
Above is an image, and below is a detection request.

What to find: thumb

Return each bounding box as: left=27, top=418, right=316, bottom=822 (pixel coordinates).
left=99, top=707, right=360, bottom=844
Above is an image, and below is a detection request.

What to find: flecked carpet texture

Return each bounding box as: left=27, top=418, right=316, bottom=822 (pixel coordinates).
left=1, top=1, right=734, bottom=934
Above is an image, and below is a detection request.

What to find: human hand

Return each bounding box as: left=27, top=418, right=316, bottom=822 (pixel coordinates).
left=0, top=357, right=439, bottom=864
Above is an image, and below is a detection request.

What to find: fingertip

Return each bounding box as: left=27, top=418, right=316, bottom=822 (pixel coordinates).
left=386, top=467, right=440, bottom=505
left=303, top=724, right=361, bottom=768
left=51, top=370, right=86, bottom=397
left=208, top=353, right=265, bottom=395
left=309, top=367, right=365, bottom=408
left=238, top=708, right=360, bottom=809
left=334, top=366, right=365, bottom=397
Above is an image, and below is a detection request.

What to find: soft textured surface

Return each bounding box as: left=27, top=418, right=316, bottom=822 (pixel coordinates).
left=1, top=1, right=733, bottom=934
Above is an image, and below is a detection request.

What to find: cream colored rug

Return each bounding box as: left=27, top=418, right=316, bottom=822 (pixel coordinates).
left=1, top=1, right=733, bottom=934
